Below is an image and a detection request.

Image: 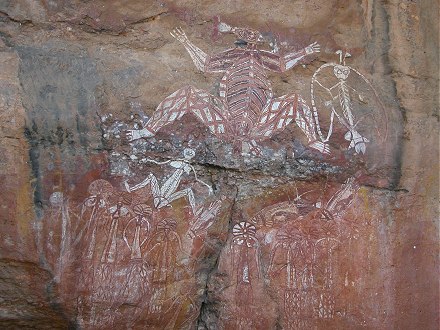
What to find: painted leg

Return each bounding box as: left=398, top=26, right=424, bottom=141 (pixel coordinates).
left=127, top=86, right=228, bottom=141
left=187, top=87, right=229, bottom=139
left=126, top=173, right=157, bottom=192
left=163, top=188, right=196, bottom=214
left=149, top=175, right=161, bottom=208
left=297, top=97, right=331, bottom=154
left=253, top=94, right=330, bottom=154
left=252, top=93, right=298, bottom=139
left=345, top=129, right=369, bottom=154
left=125, top=174, right=161, bottom=208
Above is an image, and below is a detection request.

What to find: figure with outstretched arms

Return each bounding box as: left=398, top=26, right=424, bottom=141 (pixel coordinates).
left=127, top=22, right=329, bottom=155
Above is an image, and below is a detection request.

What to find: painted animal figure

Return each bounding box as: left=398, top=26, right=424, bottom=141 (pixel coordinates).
left=127, top=24, right=328, bottom=155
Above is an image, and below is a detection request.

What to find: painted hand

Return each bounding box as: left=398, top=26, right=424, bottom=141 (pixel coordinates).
left=305, top=41, right=320, bottom=54
left=170, top=27, right=189, bottom=44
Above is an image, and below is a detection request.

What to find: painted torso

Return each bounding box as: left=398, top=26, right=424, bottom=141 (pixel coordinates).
left=217, top=48, right=275, bottom=137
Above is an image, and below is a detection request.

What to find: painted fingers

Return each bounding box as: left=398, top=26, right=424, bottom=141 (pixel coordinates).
left=305, top=41, right=321, bottom=55
left=170, top=27, right=188, bottom=44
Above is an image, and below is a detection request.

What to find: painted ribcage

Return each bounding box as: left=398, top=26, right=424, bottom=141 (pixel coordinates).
left=219, top=56, right=272, bottom=136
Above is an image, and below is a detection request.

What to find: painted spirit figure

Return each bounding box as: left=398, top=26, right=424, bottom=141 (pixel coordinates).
left=125, top=148, right=212, bottom=214
left=311, top=50, right=387, bottom=154
left=127, top=23, right=328, bottom=155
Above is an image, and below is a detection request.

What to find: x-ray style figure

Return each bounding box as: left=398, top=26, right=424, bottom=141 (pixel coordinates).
left=74, top=179, right=113, bottom=261
left=126, top=23, right=328, bottom=155
left=122, top=203, right=152, bottom=259
left=267, top=225, right=317, bottom=329
left=101, top=192, right=132, bottom=263
left=125, top=148, right=212, bottom=214
left=311, top=50, right=387, bottom=154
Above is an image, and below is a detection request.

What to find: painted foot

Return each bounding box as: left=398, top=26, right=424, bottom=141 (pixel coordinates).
left=126, top=128, right=154, bottom=141
left=309, top=141, right=331, bottom=154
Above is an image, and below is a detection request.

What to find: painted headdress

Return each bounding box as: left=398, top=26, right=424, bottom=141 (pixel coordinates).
left=218, top=21, right=264, bottom=44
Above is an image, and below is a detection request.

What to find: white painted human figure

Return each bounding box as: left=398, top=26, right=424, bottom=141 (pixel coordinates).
left=146, top=218, right=183, bottom=286
left=267, top=226, right=317, bottom=328
left=126, top=24, right=329, bottom=155
left=146, top=218, right=183, bottom=313
left=122, top=204, right=152, bottom=259
left=120, top=207, right=151, bottom=305
left=314, top=177, right=359, bottom=319
left=73, top=179, right=113, bottom=261
left=101, top=194, right=130, bottom=263
left=311, top=50, right=385, bottom=154
left=47, top=191, right=72, bottom=281
left=125, top=148, right=212, bottom=214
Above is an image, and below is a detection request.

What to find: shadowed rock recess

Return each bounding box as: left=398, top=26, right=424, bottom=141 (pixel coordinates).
left=0, top=1, right=438, bottom=329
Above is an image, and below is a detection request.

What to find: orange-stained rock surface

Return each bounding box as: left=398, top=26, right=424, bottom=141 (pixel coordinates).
left=0, top=0, right=438, bottom=329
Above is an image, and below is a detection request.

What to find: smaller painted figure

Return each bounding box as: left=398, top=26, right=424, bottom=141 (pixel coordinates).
left=125, top=148, right=212, bottom=214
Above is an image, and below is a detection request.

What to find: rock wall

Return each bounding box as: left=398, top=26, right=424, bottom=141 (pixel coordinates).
left=0, top=0, right=438, bottom=329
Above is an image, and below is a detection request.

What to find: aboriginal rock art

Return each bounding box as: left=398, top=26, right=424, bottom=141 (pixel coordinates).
left=74, top=179, right=113, bottom=261
left=145, top=218, right=184, bottom=316
left=218, top=178, right=360, bottom=329
left=160, top=285, right=199, bottom=330
left=266, top=179, right=358, bottom=328
left=126, top=23, right=329, bottom=155
left=231, top=221, right=261, bottom=329
left=38, top=19, right=391, bottom=330
left=124, top=148, right=212, bottom=214
left=42, top=170, right=222, bottom=329
left=122, top=203, right=152, bottom=260
left=187, top=199, right=222, bottom=239
left=147, top=218, right=183, bottom=285
left=101, top=191, right=132, bottom=263
left=311, top=50, right=387, bottom=154
left=44, top=191, right=73, bottom=281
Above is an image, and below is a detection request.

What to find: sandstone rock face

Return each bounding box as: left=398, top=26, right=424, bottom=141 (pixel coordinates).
left=0, top=1, right=438, bottom=329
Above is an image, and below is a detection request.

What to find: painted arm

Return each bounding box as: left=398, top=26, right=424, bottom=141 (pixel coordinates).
left=145, top=158, right=171, bottom=165
left=122, top=218, right=135, bottom=248
left=282, top=42, right=320, bottom=71
left=260, top=42, right=320, bottom=72
left=171, top=27, right=210, bottom=72
left=262, top=42, right=320, bottom=72
left=171, top=27, right=236, bottom=73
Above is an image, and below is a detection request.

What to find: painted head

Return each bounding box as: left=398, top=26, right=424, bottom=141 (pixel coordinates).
left=333, top=64, right=350, bottom=80
left=183, top=148, right=195, bottom=160
left=158, top=218, right=177, bottom=233
left=334, top=50, right=352, bottom=79
left=232, top=27, right=264, bottom=44
left=232, top=221, right=258, bottom=248
left=218, top=21, right=264, bottom=45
